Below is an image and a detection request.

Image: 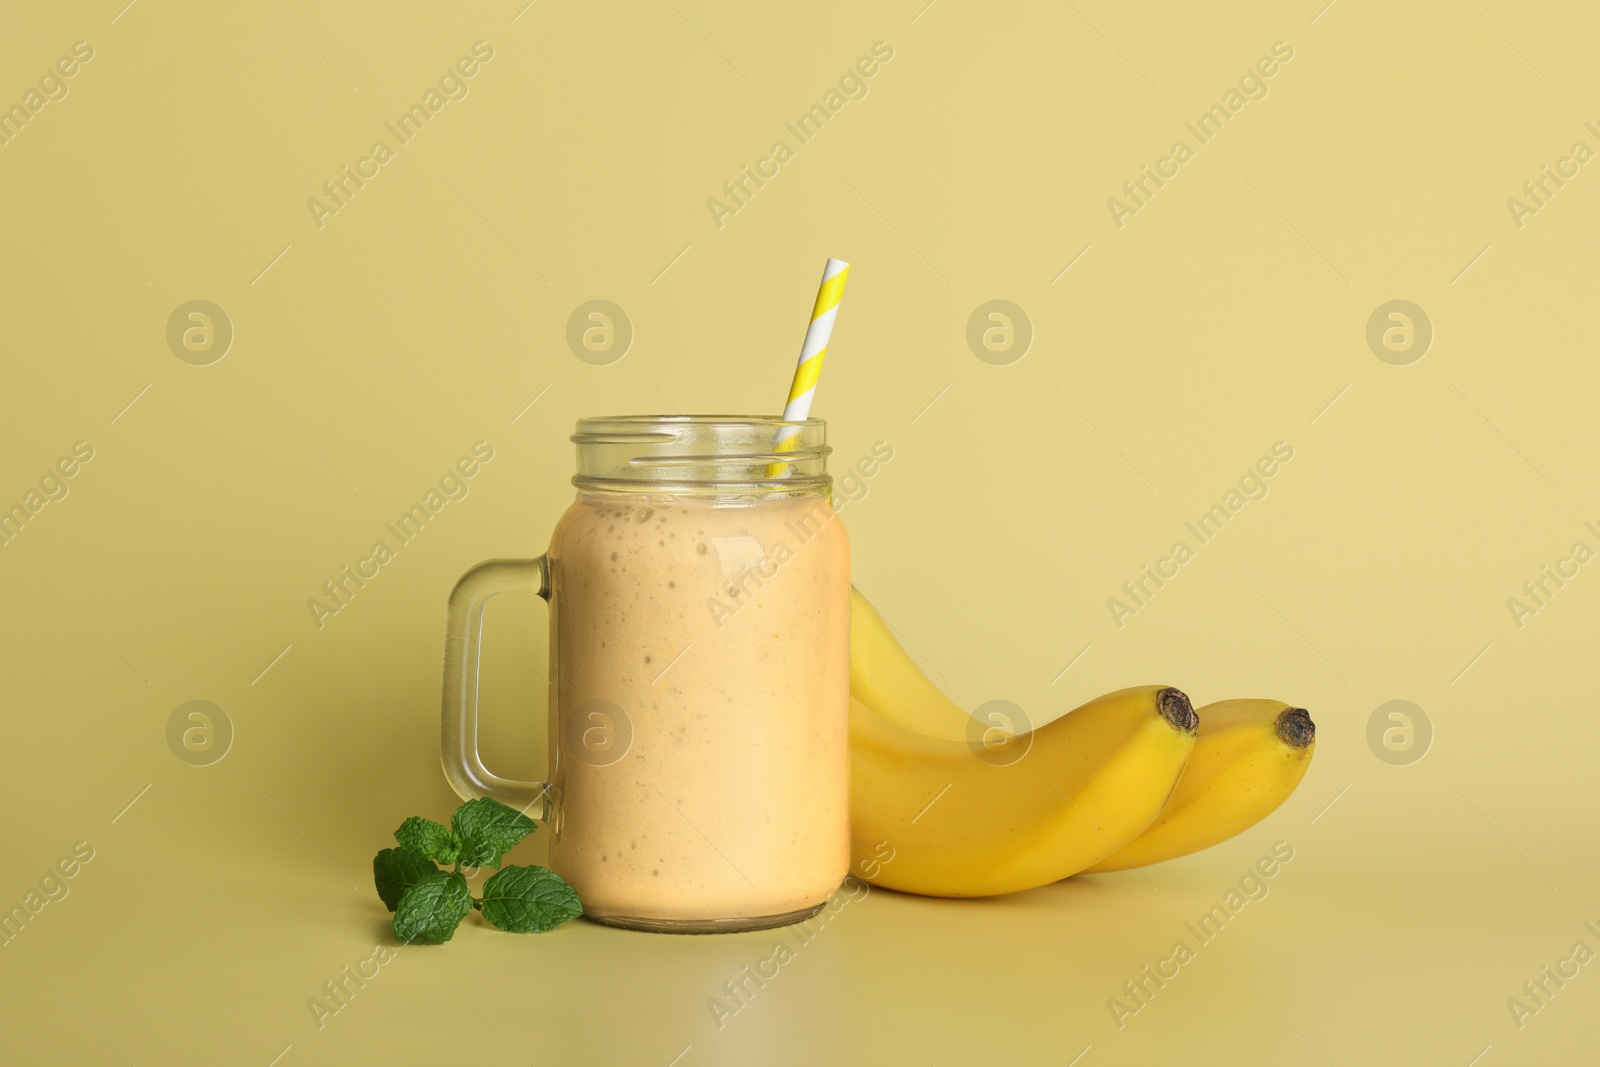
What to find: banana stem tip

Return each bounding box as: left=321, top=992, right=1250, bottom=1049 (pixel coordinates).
left=1156, top=688, right=1198, bottom=734
left=1276, top=707, right=1316, bottom=748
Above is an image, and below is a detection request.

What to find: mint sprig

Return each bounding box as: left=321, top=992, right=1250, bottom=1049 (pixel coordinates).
left=393, top=871, right=472, bottom=944
left=394, top=816, right=461, bottom=865
left=374, top=847, right=444, bottom=911
left=480, top=865, right=582, bottom=932
left=452, top=797, right=537, bottom=869
left=372, top=797, right=581, bottom=944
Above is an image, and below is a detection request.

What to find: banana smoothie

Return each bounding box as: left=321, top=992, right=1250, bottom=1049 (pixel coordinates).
left=545, top=490, right=850, bottom=927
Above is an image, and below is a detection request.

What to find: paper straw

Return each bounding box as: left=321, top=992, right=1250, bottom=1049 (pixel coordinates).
left=768, top=258, right=850, bottom=475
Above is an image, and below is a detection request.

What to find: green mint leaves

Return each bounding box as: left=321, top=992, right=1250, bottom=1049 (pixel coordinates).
left=393, top=871, right=472, bottom=944
left=373, top=847, right=444, bottom=911
left=451, top=797, right=537, bottom=869
left=479, top=865, right=583, bottom=932
left=394, top=816, right=462, bottom=865
left=371, top=797, right=581, bottom=945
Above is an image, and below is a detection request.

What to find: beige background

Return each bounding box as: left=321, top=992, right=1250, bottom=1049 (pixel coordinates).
left=3, top=0, right=1598, bottom=1063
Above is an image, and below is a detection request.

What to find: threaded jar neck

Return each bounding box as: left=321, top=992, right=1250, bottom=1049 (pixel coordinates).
left=571, top=415, right=830, bottom=496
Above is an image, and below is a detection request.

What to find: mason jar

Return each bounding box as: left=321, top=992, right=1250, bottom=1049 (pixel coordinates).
left=441, top=415, right=850, bottom=932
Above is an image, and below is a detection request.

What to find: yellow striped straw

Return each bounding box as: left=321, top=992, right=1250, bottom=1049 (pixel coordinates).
left=768, top=258, right=850, bottom=476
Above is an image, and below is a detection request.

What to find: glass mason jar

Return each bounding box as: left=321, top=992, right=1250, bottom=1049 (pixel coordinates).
left=441, top=416, right=850, bottom=932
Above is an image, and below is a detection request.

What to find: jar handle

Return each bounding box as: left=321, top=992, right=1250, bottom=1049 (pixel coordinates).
left=440, top=557, right=552, bottom=820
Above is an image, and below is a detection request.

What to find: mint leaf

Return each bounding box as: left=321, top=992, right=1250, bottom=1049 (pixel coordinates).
left=373, top=848, right=440, bottom=912
left=479, top=865, right=583, bottom=933
left=392, top=871, right=472, bottom=945
left=394, top=816, right=461, bottom=865
left=452, top=797, right=537, bottom=869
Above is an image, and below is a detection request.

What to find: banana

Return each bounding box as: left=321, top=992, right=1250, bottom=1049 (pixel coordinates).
left=1083, top=699, right=1315, bottom=873
left=849, top=588, right=973, bottom=741
left=850, top=685, right=1199, bottom=897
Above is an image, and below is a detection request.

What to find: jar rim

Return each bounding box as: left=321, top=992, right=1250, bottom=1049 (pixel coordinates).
left=570, top=414, right=830, bottom=493
left=572, top=414, right=822, bottom=441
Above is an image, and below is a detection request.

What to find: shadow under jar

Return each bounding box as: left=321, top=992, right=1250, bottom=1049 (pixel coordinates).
left=441, top=416, right=851, bottom=932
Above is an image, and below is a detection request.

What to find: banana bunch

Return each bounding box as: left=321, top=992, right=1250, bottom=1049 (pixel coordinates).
left=850, top=590, right=1315, bottom=897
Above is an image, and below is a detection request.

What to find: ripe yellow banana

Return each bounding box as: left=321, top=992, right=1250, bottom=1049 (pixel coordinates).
left=849, top=588, right=973, bottom=741
left=850, top=685, right=1199, bottom=897
left=1083, top=699, right=1315, bottom=873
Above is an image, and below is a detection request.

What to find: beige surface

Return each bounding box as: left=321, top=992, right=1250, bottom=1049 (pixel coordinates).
left=2, top=0, right=1598, bottom=1064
